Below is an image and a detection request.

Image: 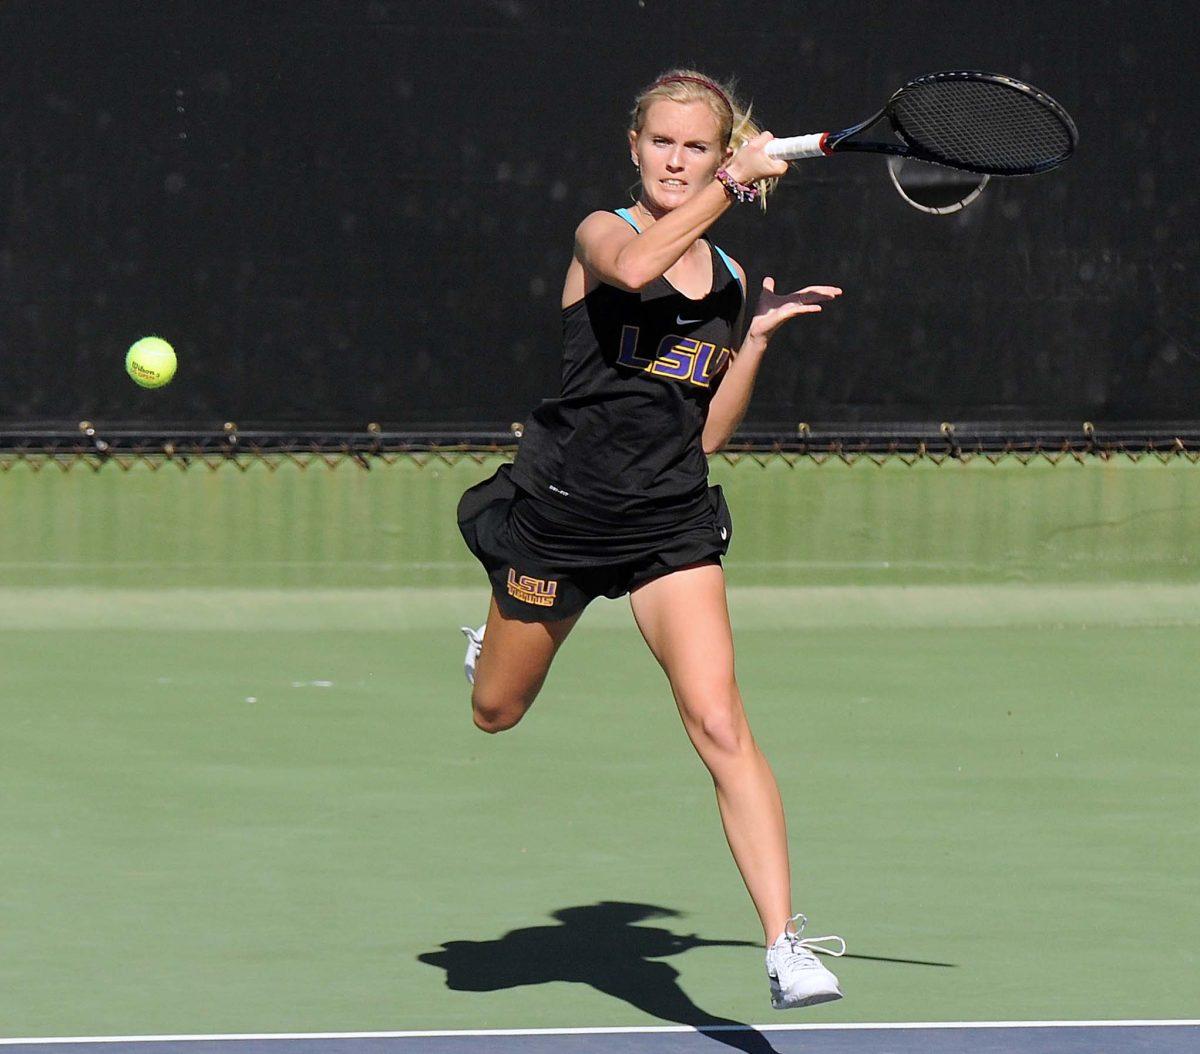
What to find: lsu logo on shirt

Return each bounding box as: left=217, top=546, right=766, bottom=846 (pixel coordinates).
left=616, top=325, right=732, bottom=388
left=507, top=568, right=558, bottom=607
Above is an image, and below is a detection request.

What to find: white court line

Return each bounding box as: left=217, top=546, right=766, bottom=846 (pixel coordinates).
left=2, top=1020, right=1198, bottom=1044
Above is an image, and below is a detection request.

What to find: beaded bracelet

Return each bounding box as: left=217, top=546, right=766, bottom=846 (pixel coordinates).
left=714, top=167, right=759, bottom=204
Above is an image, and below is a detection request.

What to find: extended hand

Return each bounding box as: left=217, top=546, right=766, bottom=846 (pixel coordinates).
left=747, top=277, right=843, bottom=341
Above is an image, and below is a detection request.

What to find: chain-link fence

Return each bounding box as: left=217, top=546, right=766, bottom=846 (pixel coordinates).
left=4, top=423, right=1200, bottom=473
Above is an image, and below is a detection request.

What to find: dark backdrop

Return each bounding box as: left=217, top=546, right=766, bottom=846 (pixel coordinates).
left=1, top=0, right=1196, bottom=430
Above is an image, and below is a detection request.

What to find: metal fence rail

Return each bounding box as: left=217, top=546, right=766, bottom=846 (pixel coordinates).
left=3, top=422, right=1200, bottom=471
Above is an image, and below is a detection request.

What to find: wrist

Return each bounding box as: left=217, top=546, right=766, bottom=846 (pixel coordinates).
left=723, top=159, right=753, bottom=184
left=741, top=328, right=771, bottom=352
left=714, top=167, right=759, bottom=204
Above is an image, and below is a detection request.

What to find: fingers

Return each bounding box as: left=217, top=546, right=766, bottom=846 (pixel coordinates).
left=790, top=285, right=844, bottom=305
left=768, top=304, right=822, bottom=323
left=793, top=292, right=837, bottom=305
left=729, top=132, right=789, bottom=183
left=755, top=132, right=789, bottom=178
left=762, top=280, right=844, bottom=300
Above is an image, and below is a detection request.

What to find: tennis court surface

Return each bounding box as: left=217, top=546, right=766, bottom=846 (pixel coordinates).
left=2, top=1022, right=1199, bottom=1053
left=2, top=456, right=1197, bottom=1050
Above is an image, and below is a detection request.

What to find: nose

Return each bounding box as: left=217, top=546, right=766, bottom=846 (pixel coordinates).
left=667, top=146, right=685, bottom=171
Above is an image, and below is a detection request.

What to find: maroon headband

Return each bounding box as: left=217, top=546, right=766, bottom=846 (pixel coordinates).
left=649, top=74, right=733, bottom=114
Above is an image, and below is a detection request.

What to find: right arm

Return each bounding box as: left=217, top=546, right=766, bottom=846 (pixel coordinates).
left=573, top=181, right=732, bottom=293
left=574, top=132, right=786, bottom=292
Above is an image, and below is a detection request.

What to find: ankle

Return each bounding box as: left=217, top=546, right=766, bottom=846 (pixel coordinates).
left=763, top=918, right=791, bottom=947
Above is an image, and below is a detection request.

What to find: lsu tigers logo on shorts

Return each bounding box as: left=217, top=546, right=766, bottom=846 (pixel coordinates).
left=507, top=568, right=558, bottom=607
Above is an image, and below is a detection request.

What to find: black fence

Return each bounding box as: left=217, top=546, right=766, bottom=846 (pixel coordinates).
left=5, top=422, right=1199, bottom=472
left=1, top=0, right=1196, bottom=429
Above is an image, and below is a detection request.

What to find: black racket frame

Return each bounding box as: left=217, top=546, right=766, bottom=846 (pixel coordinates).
left=825, top=70, right=1079, bottom=176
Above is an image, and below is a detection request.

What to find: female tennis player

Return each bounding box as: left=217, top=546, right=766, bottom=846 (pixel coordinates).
left=458, top=70, right=846, bottom=1009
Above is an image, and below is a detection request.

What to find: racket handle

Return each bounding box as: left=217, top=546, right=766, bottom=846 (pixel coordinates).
left=765, top=133, right=830, bottom=160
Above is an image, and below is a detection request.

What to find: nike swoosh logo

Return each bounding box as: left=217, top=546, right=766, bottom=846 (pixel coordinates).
left=676, top=315, right=703, bottom=325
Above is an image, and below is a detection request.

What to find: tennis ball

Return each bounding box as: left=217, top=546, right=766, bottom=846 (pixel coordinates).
left=125, top=336, right=177, bottom=389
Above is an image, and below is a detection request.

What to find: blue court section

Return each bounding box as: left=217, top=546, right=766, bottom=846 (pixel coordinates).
left=2, top=1026, right=1197, bottom=1054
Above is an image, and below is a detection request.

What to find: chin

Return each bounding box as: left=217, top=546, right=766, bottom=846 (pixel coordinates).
left=648, top=185, right=694, bottom=211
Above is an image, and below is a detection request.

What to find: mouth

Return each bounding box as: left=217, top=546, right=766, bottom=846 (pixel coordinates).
left=660, top=178, right=687, bottom=189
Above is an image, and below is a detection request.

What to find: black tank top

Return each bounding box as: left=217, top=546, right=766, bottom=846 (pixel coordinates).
left=511, top=209, right=744, bottom=526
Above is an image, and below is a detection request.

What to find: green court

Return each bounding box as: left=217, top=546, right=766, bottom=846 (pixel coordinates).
left=2, top=455, right=1197, bottom=1040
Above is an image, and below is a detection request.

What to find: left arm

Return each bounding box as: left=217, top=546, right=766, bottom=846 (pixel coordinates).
left=701, top=271, right=843, bottom=454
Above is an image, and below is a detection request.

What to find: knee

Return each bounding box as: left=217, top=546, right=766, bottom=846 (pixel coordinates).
left=470, top=688, right=527, bottom=734
left=692, top=696, right=752, bottom=758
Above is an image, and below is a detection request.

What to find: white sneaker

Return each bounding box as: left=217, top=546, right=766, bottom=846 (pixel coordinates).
left=460, top=624, right=485, bottom=685
left=765, top=913, right=845, bottom=1009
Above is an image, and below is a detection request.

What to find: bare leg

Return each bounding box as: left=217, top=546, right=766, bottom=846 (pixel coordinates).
left=469, top=596, right=582, bottom=733
left=629, top=562, right=793, bottom=946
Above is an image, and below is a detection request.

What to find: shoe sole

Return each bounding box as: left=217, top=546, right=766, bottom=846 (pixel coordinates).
left=769, top=976, right=843, bottom=1010
left=771, top=989, right=843, bottom=1010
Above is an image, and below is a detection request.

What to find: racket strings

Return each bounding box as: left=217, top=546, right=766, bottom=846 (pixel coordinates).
left=892, top=80, right=1074, bottom=173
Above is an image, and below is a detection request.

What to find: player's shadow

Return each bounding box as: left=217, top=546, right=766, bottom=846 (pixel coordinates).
left=418, top=901, right=783, bottom=1053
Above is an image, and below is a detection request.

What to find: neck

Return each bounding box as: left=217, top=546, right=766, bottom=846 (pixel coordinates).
left=634, top=197, right=667, bottom=226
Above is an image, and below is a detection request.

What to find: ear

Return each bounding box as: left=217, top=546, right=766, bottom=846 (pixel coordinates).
left=628, top=128, right=640, bottom=166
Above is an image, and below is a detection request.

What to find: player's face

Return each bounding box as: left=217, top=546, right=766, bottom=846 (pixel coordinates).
left=630, top=100, right=729, bottom=213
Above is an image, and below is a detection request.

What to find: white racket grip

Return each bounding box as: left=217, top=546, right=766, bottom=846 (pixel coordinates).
left=765, top=132, right=831, bottom=161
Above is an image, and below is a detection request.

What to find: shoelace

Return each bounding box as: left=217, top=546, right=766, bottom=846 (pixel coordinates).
left=775, top=912, right=846, bottom=966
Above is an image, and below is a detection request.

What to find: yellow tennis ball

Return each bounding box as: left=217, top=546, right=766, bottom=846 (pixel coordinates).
left=125, top=336, right=177, bottom=389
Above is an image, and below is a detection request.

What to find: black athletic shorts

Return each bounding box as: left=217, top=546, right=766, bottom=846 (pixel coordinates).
left=457, top=464, right=733, bottom=623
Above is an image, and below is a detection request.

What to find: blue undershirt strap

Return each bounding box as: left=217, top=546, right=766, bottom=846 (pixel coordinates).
left=613, top=207, right=641, bottom=232
left=711, top=243, right=744, bottom=296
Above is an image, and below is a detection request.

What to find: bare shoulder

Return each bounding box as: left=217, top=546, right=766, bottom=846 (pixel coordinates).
left=574, top=209, right=635, bottom=246
left=576, top=209, right=631, bottom=232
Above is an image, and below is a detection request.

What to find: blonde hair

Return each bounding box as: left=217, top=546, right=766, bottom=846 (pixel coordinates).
left=630, top=68, right=779, bottom=209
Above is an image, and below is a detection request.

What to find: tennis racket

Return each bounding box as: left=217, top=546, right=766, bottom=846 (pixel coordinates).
left=765, top=70, right=1078, bottom=176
